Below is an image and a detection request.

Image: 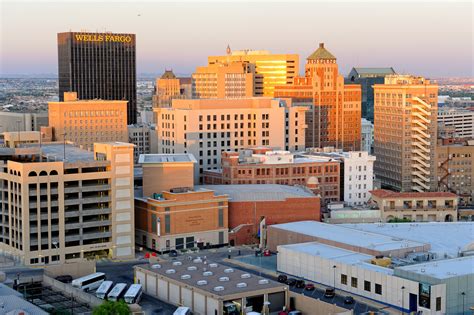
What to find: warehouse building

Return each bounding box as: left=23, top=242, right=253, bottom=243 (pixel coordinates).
left=135, top=258, right=288, bottom=315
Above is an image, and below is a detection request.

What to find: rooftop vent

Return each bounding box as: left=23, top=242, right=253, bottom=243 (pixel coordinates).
left=193, top=258, right=203, bottom=263
left=181, top=274, right=191, bottom=280
left=209, top=263, right=218, bottom=268
left=203, top=271, right=213, bottom=276
left=173, top=261, right=182, bottom=266
left=166, top=269, right=176, bottom=274
left=224, top=268, right=234, bottom=273
left=151, top=264, right=161, bottom=269
left=197, top=280, right=207, bottom=286
left=219, top=277, right=230, bottom=282
left=258, top=279, right=269, bottom=285
left=187, top=266, right=198, bottom=271
left=236, top=282, right=248, bottom=288
left=213, top=286, right=225, bottom=292
left=241, top=273, right=251, bottom=279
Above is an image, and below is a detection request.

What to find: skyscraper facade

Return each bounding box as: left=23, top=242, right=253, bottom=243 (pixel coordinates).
left=347, top=67, right=396, bottom=123
left=57, top=31, right=137, bottom=124
left=208, top=47, right=298, bottom=97
left=374, top=75, right=438, bottom=192
left=275, top=43, right=361, bottom=151
left=153, top=70, right=192, bottom=108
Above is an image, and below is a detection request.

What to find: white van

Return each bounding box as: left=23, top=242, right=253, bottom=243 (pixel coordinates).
left=173, top=306, right=192, bottom=315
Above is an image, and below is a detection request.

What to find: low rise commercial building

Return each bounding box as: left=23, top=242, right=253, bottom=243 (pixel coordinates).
left=197, top=185, right=320, bottom=246
left=1, top=131, right=42, bottom=148
left=369, top=189, right=458, bottom=222
left=436, top=139, right=474, bottom=205
left=155, top=98, right=307, bottom=182
left=48, top=92, right=129, bottom=151
left=135, top=259, right=289, bottom=315
left=0, top=142, right=135, bottom=265
left=203, top=148, right=340, bottom=205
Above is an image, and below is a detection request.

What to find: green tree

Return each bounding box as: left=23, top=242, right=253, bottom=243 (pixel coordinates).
left=93, top=300, right=130, bottom=315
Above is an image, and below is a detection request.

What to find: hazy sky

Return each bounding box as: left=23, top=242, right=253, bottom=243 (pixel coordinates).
left=0, top=1, right=472, bottom=77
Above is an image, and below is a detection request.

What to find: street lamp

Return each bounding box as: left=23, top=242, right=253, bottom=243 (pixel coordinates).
left=401, top=286, right=406, bottom=315
left=461, top=292, right=465, bottom=315
left=332, top=265, right=336, bottom=289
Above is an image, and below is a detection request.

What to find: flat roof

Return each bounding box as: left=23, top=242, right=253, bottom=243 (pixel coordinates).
left=137, top=258, right=285, bottom=297
left=396, top=256, right=474, bottom=279
left=270, top=221, right=426, bottom=252
left=196, top=184, right=316, bottom=202
left=0, top=295, right=49, bottom=315
left=139, top=154, right=197, bottom=164
left=370, top=189, right=457, bottom=199
left=279, top=242, right=393, bottom=275
left=341, top=222, right=474, bottom=258
left=40, top=143, right=94, bottom=162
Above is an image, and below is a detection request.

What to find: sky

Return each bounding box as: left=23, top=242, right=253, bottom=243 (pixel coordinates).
left=0, top=0, right=472, bottom=78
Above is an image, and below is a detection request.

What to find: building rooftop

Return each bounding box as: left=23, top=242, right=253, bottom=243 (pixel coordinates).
left=370, top=189, right=458, bottom=199
left=0, top=295, right=48, bottom=315
left=307, top=43, right=336, bottom=60
left=137, top=258, right=285, bottom=297
left=40, top=143, right=94, bottom=162
left=270, top=221, right=426, bottom=252
left=196, top=184, right=316, bottom=202
left=160, top=70, right=177, bottom=79
left=350, top=67, right=396, bottom=77
left=341, top=222, right=474, bottom=258
left=396, top=256, right=474, bottom=279
left=279, top=242, right=394, bottom=275
left=138, top=154, right=197, bottom=164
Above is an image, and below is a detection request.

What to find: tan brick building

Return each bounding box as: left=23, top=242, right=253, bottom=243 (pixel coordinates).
left=369, top=189, right=458, bottom=222
left=48, top=92, right=128, bottom=151
left=203, top=148, right=340, bottom=205
left=0, top=142, right=135, bottom=266
left=373, top=75, right=438, bottom=192
left=153, top=70, right=192, bottom=108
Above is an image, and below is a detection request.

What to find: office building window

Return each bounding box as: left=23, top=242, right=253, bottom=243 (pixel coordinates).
left=436, top=297, right=441, bottom=311
left=351, top=277, right=358, bottom=288
left=165, top=214, right=170, bottom=234
left=341, top=274, right=347, bottom=285
left=364, top=280, right=371, bottom=292
left=218, top=208, right=224, bottom=227
left=151, top=214, right=157, bottom=233
left=375, top=283, right=382, bottom=295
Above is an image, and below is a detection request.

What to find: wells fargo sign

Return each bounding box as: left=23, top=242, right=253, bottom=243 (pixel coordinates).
left=74, top=34, right=133, bottom=43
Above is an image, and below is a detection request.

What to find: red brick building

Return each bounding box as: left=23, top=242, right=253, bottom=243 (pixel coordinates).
left=203, top=148, right=340, bottom=205
left=197, top=184, right=320, bottom=245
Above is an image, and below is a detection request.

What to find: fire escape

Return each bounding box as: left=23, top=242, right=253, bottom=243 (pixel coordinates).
left=411, top=97, right=432, bottom=192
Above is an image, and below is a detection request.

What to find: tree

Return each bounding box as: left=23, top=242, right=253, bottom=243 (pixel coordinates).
left=93, top=300, right=130, bottom=315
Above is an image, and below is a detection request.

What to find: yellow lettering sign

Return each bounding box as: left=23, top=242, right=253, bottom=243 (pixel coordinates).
left=74, top=34, right=132, bottom=43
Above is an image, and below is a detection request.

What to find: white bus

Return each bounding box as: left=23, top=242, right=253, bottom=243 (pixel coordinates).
left=107, top=283, right=128, bottom=302
left=95, top=281, right=114, bottom=300
left=124, top=284, right=143, bottom=304
left=71, top=272, right=106, bottom=291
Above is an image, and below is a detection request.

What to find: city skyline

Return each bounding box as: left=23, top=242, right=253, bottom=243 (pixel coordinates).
left=1, top=1, right=472, bottom=78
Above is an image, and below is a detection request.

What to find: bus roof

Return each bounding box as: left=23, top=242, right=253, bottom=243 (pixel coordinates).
left=96, top=281, right=114, bottom=294
left=124, top=284, right=142, bottom=297
left=73, top=272, right=105, bottom=283
left=109, top=283, right=127, bottom=296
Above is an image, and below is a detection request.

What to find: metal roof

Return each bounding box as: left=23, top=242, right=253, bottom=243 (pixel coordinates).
left=139, top=154, right=197, bottom=164
left=307, top=43, right=336, bottom=60
left=350, top=67, right=396, bottom=77
left=0, top=295, right=49, bottom=315
left=196, top=184, right=316, bottom=202
left=396, top=256, right=474, bottom=279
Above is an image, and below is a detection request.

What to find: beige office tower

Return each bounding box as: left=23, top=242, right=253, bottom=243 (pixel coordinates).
left=374, top=75, right=438, bottom=192
left=48, top=92, right=129, bottom=150
left=208, top=46, right=299, bottom=97
left=154, top=98, right=307, bottom=182
left=153, top=70, right=192, bottom=108
left=192, top=61, right=255, bottom=99
left=0, top=142, right=135, bottom=265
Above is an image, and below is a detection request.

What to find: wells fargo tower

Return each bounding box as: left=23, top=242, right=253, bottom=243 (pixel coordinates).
left=275, top=43, right=361, bottom=151
left=58, top=31, right=137, bottom=124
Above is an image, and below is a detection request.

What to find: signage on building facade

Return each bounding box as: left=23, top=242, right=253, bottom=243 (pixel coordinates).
left=419, top=283, right=431, bottom=308
left=74, top=34, right=133, bottom=43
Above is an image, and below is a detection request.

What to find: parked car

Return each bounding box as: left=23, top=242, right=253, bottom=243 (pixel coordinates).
left=324, top=287, right=335, bottom=298
left=277, top=275, right=288, bottom=283
left=285, top=278, right=297, bottom=286
left=304, top=283, right=315, bottom=291
left=295, top=280, right=305, bottom=288
left=344, top=296, right=355, bottom=304
left=169, top=249, right=178, bottom=257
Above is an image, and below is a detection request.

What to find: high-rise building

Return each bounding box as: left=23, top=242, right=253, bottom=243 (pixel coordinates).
left=48, top=92, right=128, bottom=151
left=155, top=98, right=307, bottom=182
left=361, top=118, right=374, bottom=153
left=374, top=75, right=438, bottom=192
left=275, top=43, right=361, bottom=151
left=192, top=61, right=255, bottom=99
left=437, top=107, right=474, bottom=139
left=153, top=70, right=192, bottom=108
left=208, top=47, right=298, bottom=97
left=57, top=31, right=137, bottom=124
left=346, top=67, right=396, bottom=122
left=128, top=124, right=158, bottom=163
left=0, top=142, right=135, bottom=265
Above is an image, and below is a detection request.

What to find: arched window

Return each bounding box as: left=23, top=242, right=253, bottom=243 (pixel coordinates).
left=28, top=171, right=37, bottom=177
left=39, top=171, right=48, bottom=176
left=50, top=170, right=58, bottom=176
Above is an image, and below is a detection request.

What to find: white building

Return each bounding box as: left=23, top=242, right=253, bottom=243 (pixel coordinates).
left=304, top=149, right=375, bottom=206
left=128, top=124, right=158, bottom=163
left=0, top=111, right=48, bottom=132
left=437, top=107, right=474, bottom=139
left=361, top=118, right=373, bottom=153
